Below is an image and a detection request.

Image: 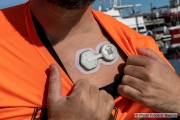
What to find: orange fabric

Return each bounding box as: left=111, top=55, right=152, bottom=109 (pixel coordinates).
left=0, top=2, right=173, bottom=120
left=92, top=10, right=173, bottom=120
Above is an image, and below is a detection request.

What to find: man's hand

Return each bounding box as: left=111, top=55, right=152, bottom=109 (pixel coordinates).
left=48, top=64, right=114, bottom=120
left=118, top=48, right=180, bottom=114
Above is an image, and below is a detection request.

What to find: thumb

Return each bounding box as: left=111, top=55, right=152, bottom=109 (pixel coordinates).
left=48, top=64, right=63, bottom=104
left=136, top=47, right=166, bottom=64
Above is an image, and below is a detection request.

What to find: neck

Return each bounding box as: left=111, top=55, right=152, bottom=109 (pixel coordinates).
left=30, top=0, right=97, bottom=44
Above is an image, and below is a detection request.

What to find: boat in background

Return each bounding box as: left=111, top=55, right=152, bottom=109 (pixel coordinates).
left=144, top=0, right=180, bottom=57
left=93, top=0, right=148, bottom=36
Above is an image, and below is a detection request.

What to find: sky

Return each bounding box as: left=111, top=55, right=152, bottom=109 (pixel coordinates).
left=0, top=0, right=27, bottom=9
left=0, top=0, right=170, bottom=13
left=92, top=0, right=170, bottom=13
left=123, top=0, right=169, bottom=13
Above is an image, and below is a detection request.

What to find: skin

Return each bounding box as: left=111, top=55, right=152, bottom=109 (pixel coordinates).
left=48, top=64, right=114, bottom=120
left=118, top=48, right=180, bottom=115
left=30, top=0, right=126, bottom=89
left=30, top=0, right=180, bottom=119
left=30, top=0, right=116, bottom=119
left=30, top=0, right=97, bottom=45
left=46, top=0, right=95, bottom=9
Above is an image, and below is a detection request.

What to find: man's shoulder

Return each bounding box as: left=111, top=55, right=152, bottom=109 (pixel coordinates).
left=0, top=3, right=26, bottom=16
left=92, top=10, right=157, bottom=49
left=0, top=3, right=29, bottom=38
left=0, top=3, right=28, bottom=27
left=91, top=10, right=146, bottom=39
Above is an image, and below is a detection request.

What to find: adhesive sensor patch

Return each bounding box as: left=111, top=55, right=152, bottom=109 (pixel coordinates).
left=75, top=41, right=119, bottom=74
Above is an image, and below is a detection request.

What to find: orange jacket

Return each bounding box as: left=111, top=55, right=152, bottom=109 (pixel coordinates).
left=0, top=2, right=173, bottom=120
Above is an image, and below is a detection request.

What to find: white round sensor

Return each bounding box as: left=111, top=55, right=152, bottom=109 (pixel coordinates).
left=101, top=43, right=118, bottom=61
left=80, top=43, right=118, bottom=70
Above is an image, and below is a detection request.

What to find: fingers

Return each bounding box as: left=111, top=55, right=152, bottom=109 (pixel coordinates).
left=48, top=64, right=63, bottom=104
left=127, top=48, right=166, bottom=67
left=89, top=84, right=99, bottom=101
left=126, top=55, right=150, bottom=67
left=104, top=93, right=114, bottom=120
left=88, top=84, right=114, bottom=120
left=97, top=90, right=114, bottom=120
left=118, top=85, right=142, bottom=102
left=136, top=47, right=166, bottom=64
left=70, top=79, right=90, bottom=96
left=47, top=66, right=114, bottom=120
left=69, top=80, right=114, bottom=120
left=121, top=75, right=147, bottom=91
left=124, top=65, right=148, bottom=80
left=118, top=75, right=147, bottom=102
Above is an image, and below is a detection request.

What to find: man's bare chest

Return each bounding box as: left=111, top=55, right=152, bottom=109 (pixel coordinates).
left=53, top=34, right=126, bottom=88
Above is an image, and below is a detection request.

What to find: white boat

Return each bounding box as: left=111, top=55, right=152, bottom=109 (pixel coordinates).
left=146, top=0, right=180, bottom=55
left=93, top=0, right=148, bottom=36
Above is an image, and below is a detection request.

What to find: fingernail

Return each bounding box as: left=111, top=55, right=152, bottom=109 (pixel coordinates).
left=50, top=64, right=55, bottom=72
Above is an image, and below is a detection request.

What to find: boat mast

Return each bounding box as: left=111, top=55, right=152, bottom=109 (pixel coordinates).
left=118, top=0, right=123, bottom=16
left=150, top=0, right=156, bottom=36
left=120, top=0, right=122, bottom=6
